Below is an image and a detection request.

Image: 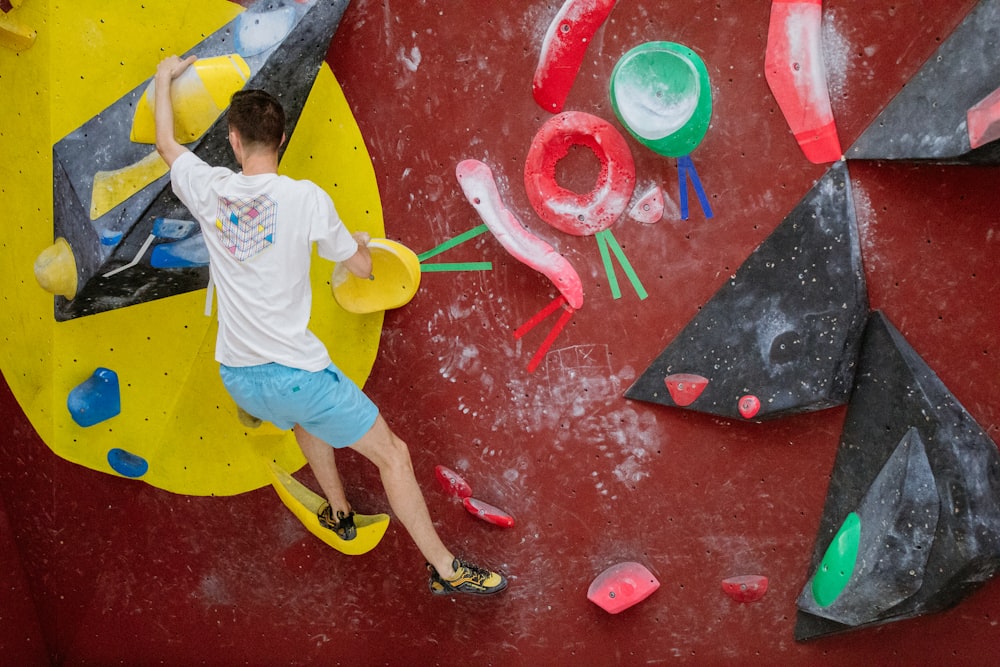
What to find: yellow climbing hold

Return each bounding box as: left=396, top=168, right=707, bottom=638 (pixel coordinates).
left=0, top=3, right=36, bottom=53
left=33, top=237, right=78, bottom=299
left=332, top=238, right=422, bottom=314
left=130, top=54, right=251, bottom=145
left=267, top=461, right=390, bottom=556
left=90, top=150, right=169, bottom=220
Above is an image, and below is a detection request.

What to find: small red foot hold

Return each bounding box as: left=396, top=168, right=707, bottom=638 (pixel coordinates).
left=721, top=575, right=769, bottom=603
left=588, top=561, right=660, bottom=614
left=664, top=373, right=708, bottom=407
left=435, top=465, right=473, bottom=499
left=463, top=497, right=515, bottom=528
left=968, top=85, right=1000, bottom=149
left=738, top=394, right=761, bottom=419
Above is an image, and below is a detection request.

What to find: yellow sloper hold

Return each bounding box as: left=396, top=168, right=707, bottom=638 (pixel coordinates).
left=130, top=54, right=251, bottom=145
left=0, top=10, right=36, bottom=52
left=332, top=239, right=422, bottom=314
left=267, top=461, right=390, bottom=555
left=90, top=150, right=168, bottom=220
left=33, top=237, right=78, bottom=299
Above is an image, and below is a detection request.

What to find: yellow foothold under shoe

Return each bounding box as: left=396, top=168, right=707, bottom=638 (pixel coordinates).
left=34, top=237, right=78, bottom=299
left=267, top=461, right=389, bottom=555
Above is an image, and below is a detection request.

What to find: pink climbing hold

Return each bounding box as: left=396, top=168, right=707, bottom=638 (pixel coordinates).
left=721, top=575, right=769, bottom=603
left=463, top=497, right=515, bottom=528
left=456, top=158, right=584, bottom=310
left=524, top=111, right=636, bottom=237
left=664, top=373, right=709, bottom=407
left=587, top=561, right=660, bottom=614
left=532, top=0, right=618, bottom=113
left=434, top=465, right=472, bottom=499
left=764, top=0, right=843, bottom=163
left=628, top=185, right=665, bottom=224
left=738, top=394, right=761, bottom=419
left=967, top=85, right=1000, bottom=149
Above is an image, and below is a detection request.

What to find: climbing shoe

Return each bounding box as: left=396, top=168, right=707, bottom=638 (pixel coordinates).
left=317, top=504, right=357, bottom=541
left=428, top=558, right=508, bottom=596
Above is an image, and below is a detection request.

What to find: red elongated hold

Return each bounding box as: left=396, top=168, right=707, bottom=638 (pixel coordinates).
left=721, top=575, right=769, bottom=603
left=664, top=373, right=709, bottom=407
left=587, top=561, right=660, bottom=614
left=532, top=0, right=618, bottom=113
left=463, top=497, right=515, bottom=528
left=738, top=394, right=761, bottom=419
left=764, top=0, right=842, bottom=163
left=434, top=465, right=472, bottom=499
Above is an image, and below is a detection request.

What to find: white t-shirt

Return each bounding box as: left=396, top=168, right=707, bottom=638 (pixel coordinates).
left=170, top=151, right=358, bottom=371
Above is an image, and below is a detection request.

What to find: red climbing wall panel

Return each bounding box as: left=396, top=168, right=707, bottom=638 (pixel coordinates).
left=2, top=1, right=998, bottom=663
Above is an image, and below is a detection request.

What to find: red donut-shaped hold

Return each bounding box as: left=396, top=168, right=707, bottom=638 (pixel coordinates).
left=524, top=111, right=636, bottom=237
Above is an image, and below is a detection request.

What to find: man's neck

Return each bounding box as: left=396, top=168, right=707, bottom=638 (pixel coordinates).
left=240, top=153, right=279, bottom=176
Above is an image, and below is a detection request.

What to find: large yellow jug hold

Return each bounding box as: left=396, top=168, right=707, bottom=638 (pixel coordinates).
left=332, top=239, right=422, bottom=314
left=34, top=237, right=78, bottom=299
left=130, top=54, right=251, bottom=145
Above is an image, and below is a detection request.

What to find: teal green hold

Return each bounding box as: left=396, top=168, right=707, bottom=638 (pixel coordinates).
left=812, top=511, right=861, bottom=607
left=609, top=42, right=712, bottom=158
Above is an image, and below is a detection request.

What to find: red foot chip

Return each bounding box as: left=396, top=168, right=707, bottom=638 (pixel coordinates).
left=463, top=497, right=515, bottom=528
left=434, top=465, right=472, bottom=499
left=721, top=575, right=769, bottom=603
left=587, top=561, right=660, bottom=614
left=664, top=373, right=709, bottom=406
left=738, top=394, right=761, bottom=419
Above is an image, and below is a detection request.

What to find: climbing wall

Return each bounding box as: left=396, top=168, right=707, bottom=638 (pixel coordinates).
left=2, top=0, right=999, bottom=663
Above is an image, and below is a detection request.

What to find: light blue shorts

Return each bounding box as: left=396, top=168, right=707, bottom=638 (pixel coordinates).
left=219, top=362, right=379, bottom=448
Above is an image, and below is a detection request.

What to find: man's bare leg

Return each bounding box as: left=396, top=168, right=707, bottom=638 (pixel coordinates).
left=294, top=424, right=351, bottom=516
left=348, top=415, right=457, bottom=578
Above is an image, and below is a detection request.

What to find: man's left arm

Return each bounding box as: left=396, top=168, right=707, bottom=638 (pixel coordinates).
left=154, top=55, right=197, bottom=167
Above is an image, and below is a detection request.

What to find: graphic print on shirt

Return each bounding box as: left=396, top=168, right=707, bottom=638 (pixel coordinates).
left=215, top=194, right=277, bottom=261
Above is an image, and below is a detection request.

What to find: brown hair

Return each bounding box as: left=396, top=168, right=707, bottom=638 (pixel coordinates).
left=227, top=89, right=285, bottom=151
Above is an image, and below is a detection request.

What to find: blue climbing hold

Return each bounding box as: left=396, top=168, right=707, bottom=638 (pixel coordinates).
left=150, top=234, right=210, bottom=268
left=107, top=448, right=149, bottom=478
left=152, top=217, right=198, bottom=240
left=67, top=367, right=121, bottom=427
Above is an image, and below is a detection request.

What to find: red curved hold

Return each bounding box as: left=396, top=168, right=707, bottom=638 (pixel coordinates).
left=456, top=159, right=584, bottom=309
left=764, top=0, right=842, bottom=163
left=463, top=497, right=515, bottom=528
left=968, top=85, right=1000, bottom=149
left=533, top=0, right=618, bottom=113
left=524, top=111, right=635, bottom=237
left=587, top=561, right=660, bottom=614
left=664, top=373, right=709, bottom=407
left=721, top=575, right=769, bottom=603
left=434, top=465, right=472, bottom=499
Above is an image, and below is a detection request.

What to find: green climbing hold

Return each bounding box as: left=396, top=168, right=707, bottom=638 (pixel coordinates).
left=609, top=41, right=712, bottom=158
left=812, top=511, right=861, bottom=607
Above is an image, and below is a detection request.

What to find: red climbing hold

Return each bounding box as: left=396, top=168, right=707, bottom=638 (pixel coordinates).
left=532, top=0, right=618, bottom=113
left=721, top=575, right=769, bottom=603
left=434, top=465, right=473, bottom=499
left=524, top=111, right=636, bottom=237
left=587, top=561, right=660, bottom=614
left=664, top=373, right=709, bottom=407
left=463, top=497, right=515, bottom=528
left=968, top=85, right=1000, bottom=149
left=738, top=394, right=761, bottom=419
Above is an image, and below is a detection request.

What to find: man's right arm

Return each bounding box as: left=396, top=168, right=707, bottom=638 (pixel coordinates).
left=154, top=55, right=197, bottom=167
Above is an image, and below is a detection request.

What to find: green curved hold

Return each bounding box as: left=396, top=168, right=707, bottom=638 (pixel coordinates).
left=609, top=41, right=712, bottom=158
left=812, top=512, right=861, bottom=607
